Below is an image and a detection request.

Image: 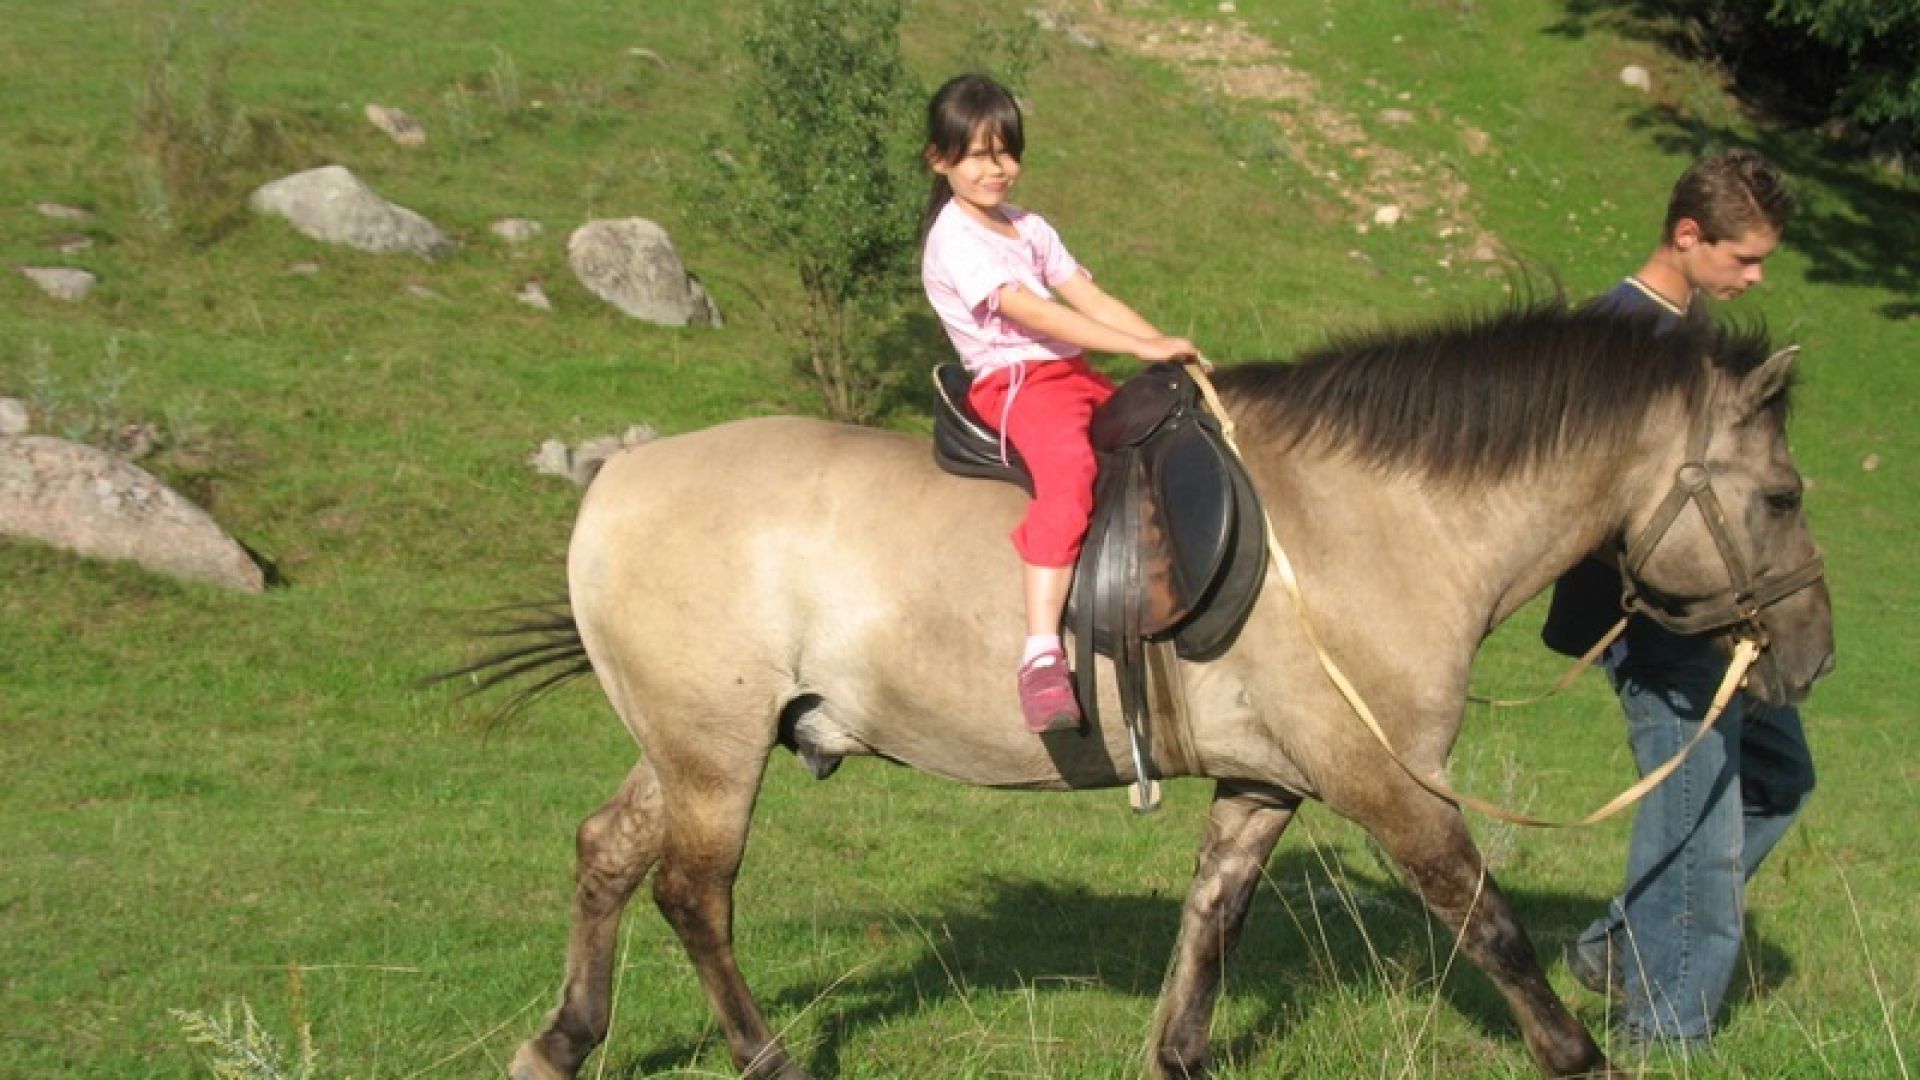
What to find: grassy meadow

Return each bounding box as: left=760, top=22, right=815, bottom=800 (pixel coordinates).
left=2, top=0, right=1916, bottom=1076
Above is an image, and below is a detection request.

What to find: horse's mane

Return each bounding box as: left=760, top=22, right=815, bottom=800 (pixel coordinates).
left=1213, top=299, right=1782, bottom=486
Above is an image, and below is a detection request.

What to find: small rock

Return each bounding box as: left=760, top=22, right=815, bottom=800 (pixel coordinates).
left=529, top=439, right=571, bottom=479
left=491, top=218, right=545, bottom=244
left=21, top=267, right=97, bottom=301
left=1372, top=205, right=1403, bottom=227
left=622, top=424, right=658, bottom=446
left=1379, top=108, right=1416, bottom=127
left=1862, top=453, right=1881, bottom=472
left=627, top=47, right=667, bottom=66
left=0, top=397, right=30, bottom=436
left=1218, top=0, right=1237, bottom=11
left=516, top=281, right=552, bottom=311
left=34, top=202, right=92, bottom=222
left=570, top=436, right=625, bottom=487
left=365, top=103, right=427, bottom=147
left=52, top=233, right=94, bottom=255
left=287, top=261, right=322, bottom=275
left=403, top=283, right=442, bottom=301
left=1619, top=65, right=1652, bottom=93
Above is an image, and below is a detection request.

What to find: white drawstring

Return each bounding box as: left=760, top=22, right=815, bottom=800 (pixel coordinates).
left=996, top=360, right=1028, bottom=467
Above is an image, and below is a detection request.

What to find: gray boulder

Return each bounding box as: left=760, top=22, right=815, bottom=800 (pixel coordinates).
left=0, top=435, right=265, bottom=592
left=248, top=165, right=455, bottom=259
left=567, top=218, right=720, bottom=327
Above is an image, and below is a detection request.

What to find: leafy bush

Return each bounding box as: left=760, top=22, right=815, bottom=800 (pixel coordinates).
left=692, top=0, right=924, bottom=423
left=1682, top=0, right=1920, bottom=142
left=1767, top=0, right=1920, bottom=129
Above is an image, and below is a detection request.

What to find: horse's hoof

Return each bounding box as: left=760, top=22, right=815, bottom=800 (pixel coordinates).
left=507, top=1042, right=571, bottom=1080
left=1153, top=1047, right=1212, bottom=1080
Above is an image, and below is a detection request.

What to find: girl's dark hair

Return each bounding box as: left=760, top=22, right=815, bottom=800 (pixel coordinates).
left=919, top=74, right=1024, bottom=242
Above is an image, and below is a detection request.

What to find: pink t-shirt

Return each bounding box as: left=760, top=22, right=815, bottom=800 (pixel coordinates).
left=921, top=200, right=1089, bottom=378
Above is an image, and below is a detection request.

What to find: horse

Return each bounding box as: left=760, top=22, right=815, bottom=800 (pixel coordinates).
left=475, top=301, right=1832, bottom=1080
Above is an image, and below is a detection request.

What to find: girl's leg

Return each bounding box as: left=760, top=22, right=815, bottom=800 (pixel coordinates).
left=1023, top=563, right=1073, bottom=637
left=969, top=359, right=1113, bottom=732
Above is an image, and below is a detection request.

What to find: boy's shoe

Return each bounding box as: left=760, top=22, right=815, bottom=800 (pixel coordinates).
left=1018, top=649, right=1081, bottom=734
left=1563, top=938, right=1625, bottom=1000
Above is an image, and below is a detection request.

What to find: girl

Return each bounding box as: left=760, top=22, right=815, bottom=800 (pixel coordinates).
left=919, top=73, right=1199, bottom=734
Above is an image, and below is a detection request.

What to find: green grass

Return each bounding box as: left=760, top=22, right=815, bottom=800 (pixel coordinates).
left=3, top=0, right=1916, bottom=1077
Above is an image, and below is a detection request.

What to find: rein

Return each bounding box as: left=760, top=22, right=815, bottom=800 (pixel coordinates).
left=1186, top=361, right=1767, bottom=829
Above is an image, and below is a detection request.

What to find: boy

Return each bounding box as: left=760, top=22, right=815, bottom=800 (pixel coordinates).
left=1545, top=148, right=1815, bottom=1050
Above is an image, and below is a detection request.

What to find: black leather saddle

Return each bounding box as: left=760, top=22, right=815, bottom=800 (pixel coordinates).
left=932, top=362, right=1268, bottom=732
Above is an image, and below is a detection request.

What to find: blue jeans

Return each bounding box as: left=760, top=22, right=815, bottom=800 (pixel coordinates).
left=1571, top=633, right=1815, bottom=1043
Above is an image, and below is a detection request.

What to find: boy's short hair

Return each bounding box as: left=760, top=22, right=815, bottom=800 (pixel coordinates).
left=1664, top=149, right=1794, bottom=244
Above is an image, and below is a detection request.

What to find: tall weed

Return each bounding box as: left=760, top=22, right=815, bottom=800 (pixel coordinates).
left=130, top=10, right=287, bottom=240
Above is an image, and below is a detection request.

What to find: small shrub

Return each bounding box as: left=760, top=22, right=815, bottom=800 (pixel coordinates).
left=130, top=9, right=287, bottom=240
left=19, top=338, right=211, bottom=460
left=690, top=0, right=924, bottom=424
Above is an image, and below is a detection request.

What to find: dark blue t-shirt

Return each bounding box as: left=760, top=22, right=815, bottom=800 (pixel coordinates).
left=1538, top=278, right=1691, bottom=658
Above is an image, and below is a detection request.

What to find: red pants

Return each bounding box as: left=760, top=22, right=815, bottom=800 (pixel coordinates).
left=968, top=356, right=1115, bottom=568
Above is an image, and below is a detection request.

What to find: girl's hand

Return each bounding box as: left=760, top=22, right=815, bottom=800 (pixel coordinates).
left=1135, top=336, right=1200, bottom=363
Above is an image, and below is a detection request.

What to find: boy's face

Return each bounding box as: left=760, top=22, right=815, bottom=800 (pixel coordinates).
left=1675, top=219, right=1780, bottom=301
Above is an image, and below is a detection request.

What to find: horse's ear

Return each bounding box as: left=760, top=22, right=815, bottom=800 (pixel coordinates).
left=1739, top=345, right=1799, bottom=416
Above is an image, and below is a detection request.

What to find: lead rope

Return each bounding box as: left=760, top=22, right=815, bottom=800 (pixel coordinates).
left=1185, top=359, right=1758, bottom=827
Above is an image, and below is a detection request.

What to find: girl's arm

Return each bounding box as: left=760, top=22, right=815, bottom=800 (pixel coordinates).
left=1051, top=273, right=1164, bottom=341
left=996, top=283, right=1196, bottom=362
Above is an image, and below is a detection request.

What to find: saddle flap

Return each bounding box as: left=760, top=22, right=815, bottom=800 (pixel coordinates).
left=1146, top=416, right=1238, bottom=602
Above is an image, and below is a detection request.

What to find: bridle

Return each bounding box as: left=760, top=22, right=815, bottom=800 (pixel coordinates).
left=1615, top=378, right=1826, bottom=651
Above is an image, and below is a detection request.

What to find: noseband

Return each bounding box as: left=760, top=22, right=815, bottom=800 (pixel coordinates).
left=1618, top=404, right=1826, bottom=641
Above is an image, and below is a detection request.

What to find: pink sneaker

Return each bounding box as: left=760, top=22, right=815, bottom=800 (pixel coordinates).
left=1018, top=649, right=1081, bottom=734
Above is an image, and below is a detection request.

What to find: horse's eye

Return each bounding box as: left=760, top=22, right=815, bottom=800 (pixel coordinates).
left=1765, top=490, right=1802, bottom=513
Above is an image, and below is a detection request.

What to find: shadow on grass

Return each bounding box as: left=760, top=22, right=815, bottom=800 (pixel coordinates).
left=611, top=847, right=1793, bottom=1076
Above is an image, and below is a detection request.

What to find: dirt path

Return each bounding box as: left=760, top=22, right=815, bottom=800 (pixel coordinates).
left=1058, top=2, right=1506, bottom=272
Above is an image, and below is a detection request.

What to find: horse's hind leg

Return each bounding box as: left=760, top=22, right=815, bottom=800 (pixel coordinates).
left=511, top=759, right=665, bottom=1080
left=1148, top=781, right=1301, bottom=1080
left=646, top=738, right=811, bottom=1080
left=1365, top=789, right=1620, bottom=1079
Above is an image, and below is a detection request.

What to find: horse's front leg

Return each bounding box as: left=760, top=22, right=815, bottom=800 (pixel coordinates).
left=1362, top=779, right=1622, bottom=1079
left=1148, top=780, right=1301, bottom=1079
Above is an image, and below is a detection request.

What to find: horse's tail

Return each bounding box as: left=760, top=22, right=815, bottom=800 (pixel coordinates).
left=424, top=599, right=593, bottom=723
